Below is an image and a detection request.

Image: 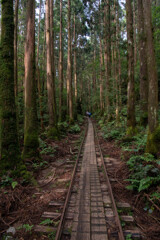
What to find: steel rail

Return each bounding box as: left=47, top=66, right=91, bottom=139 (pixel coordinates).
left=55, top=121, right=88, bottom=240
left=93, top=121, right=125, bottom=240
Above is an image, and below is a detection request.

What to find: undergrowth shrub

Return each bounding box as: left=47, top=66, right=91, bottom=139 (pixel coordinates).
left=68, top=124, right=81, bottom=133
left=126, top=154, right=160, bottom=192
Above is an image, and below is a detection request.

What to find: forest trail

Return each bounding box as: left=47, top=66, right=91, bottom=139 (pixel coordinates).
left=71, top=119, right=108, bottom=240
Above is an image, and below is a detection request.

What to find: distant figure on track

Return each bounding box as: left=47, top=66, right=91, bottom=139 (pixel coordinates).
left=86, top=111, right=92, bottom=118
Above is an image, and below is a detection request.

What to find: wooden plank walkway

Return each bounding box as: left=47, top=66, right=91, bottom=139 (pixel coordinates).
left=71, top=120, right=108, bottom=240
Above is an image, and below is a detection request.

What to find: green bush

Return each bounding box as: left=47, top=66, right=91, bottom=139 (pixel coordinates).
left=126, top=154, right=160, bottom=192
left=69, top=124, right=81, bottom=133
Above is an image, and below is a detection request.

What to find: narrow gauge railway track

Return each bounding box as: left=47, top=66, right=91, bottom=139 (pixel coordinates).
left=35, top=119, right=144, bottom=240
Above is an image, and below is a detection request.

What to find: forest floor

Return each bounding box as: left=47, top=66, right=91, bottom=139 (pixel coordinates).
left=0, top=123, right=85, bottom=240
left=0, top=119, right=160, bottom=240
left=97, top=123, right=160, bottom=240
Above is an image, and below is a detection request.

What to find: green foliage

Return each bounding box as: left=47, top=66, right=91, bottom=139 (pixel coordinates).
left=126, top=234, right=132, bottom=240
left=39, top=138, right=56, bottom=156
left=40, top=219, right=53, bottom=226
left=126, top=154, right=160, bottom=192
left=48, top=230, right=56, bottom=240
left=11, top=181, right=18, bottom=189
left=18, top=224, right=34, bottom=232
left=68, top=124, right=81, bottom=133
left=102, top=122, right=126, bottom=141
left=0, top=176, right=14, bottom=188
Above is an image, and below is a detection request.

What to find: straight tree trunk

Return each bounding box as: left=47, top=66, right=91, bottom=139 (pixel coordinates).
left=59, top=0, right=64, bottom=122
left=137, top=0, right=148, bottom=125
left=45, top=0, right=57, bottom=133
left=104, top=0, right=111, bottom=119
left=143, top=0, right=159, bottom=154
left=74, top=14, right=78, bottom=119
left=36, top=0, right=44, bottom=130
left=67, top=0, right=73, bottom=122
left=126, top=0, right=136, bottom=135
left=0, top=0, right=21, bottom=170
left=14, top=0, right=19, bottom=98
left=23, top=0, right=39, bottom=159
left=115, top=0, right=119, bottom=123
left=117, top=2, right=122, bottom=111
left=50, top=0, right=57, bottom=125
left=100, top=38, right=104, bottom=113
left=133, top=1, right=137, bottom=67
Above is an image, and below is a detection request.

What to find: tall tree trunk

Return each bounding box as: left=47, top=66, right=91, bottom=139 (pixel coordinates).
left=74, top=14, right=78, bottom=119
left=59, top=0, right=63, bottom=122
left=137, top=0, right=148, bottom=125
left=0, top=0, right=21, bottom=170
left=115, top=0, right=119, bottom=123
left=50, top=0, right=57, bottom=124
left=100, top=38, right=104, bottom=113
left=45, top=0, right=57, bottom=133
left=23, top=0, right=39, bottom=159
left=126, top=0, right=136, bottom=135
left=117, top=2, right=122, bottom=111
left=104, top=0, right=111, bottom=119
left=67, top=0, right=73, bottom=122
left=36, top=0, right=44, bottom=130
left=143, top=0, right=159, bottom=154
left=14, top=0, right=19, bottom=98
left=133, top=0, right=137, bottom=67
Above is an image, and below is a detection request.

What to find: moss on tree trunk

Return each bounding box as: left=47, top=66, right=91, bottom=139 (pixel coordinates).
left=0, top=0, right=21, bottom=172
left=23, top=0, right=39, bottom=159
left=146, top=126, right=160, bottom=155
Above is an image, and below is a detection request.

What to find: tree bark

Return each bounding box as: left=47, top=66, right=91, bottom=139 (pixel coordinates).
left=137, top=0, right=148, bottom=125
left=59, top=0, right=64, bottom=122
left=74, top=14, right=78, bottom=119
left=126, top=0, right=136, bottom=135
left=67, top=0, right=73, bottom=122
left=143, top=0, right=158, bottom=133
left=14, top=0, right=19, bottom=98
left=104, top=0, right=111, bottom=118
left=0, top=0, right=20, bottom=169
left=100, top=38, right=104, bottom=113
left=45, top=0, right=57, bottom=131
left=50, top=0, right=57, bottom=124
left=36, top=0, right=44, bottom=130
left=23, top=0, right=39, bottom=159
left=133, top=0, right=137, bottom=67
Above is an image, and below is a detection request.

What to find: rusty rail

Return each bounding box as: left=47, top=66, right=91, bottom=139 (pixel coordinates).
left=55, top=121, right=88, bottom=240
left=93, top=121, right=125, bottom=240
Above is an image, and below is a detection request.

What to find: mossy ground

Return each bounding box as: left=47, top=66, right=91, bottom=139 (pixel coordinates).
left=126, top=126, right=138, bottom=137
left=47, top=126, right=60, bottom=140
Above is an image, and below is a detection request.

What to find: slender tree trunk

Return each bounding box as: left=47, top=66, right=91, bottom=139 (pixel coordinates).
left=0, top=0, right=21, bottom=169
left=14, top=0, right=19, bottom=98
left=67, top=0, right=73, bottom=122
left=100, top=38, right=104, bottom=113
left=36, top=0, right=44, bottom=130
left=104, top=0, right=111, bottom=119
left=59, top=0, right=63, bottom=122
left=143, top=0, right=159, bottom=154
left=117, top=3, right=122, bottom=111
left=137, top=0, right=148, bottom=125
left=133, top=1, right=137, bottom=67
left=113, top=0, right=119, bottom=123
left=23, top=0, right=39, bottom=159
left=45, top=0, right=57, bottom=132
left=50, top=0, right=57, bottom=124
left=126, top=0, right=136, bottom=135
left=74, top=14, right=78, bottom=119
